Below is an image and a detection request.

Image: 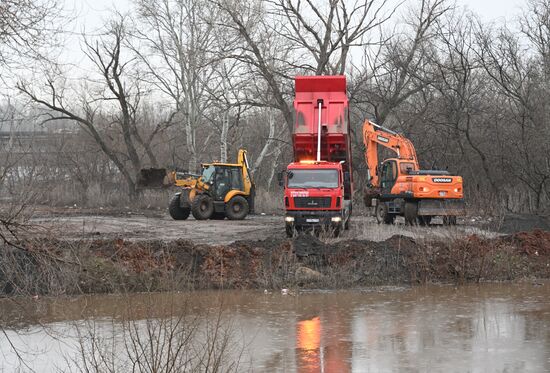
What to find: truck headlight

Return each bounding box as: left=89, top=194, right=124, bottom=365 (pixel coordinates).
left=331, top=216, right=342, bottom=223
left=285, top=216, right=295, bottom=223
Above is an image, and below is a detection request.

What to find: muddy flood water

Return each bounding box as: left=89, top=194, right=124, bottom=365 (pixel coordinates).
left=1, top=283, right=549, bottom=372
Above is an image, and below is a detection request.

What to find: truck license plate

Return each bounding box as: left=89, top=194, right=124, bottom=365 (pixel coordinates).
left=439, top=191, right=447, bottom=196
left=306, top=218, right=320, bottom=223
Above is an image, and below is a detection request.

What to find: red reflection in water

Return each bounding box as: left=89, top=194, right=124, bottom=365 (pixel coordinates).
left=296, top=316, right=351, bottom=373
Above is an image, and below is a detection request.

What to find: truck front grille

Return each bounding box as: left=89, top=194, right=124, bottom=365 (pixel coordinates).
left=293, top=197, right=331, bottom=208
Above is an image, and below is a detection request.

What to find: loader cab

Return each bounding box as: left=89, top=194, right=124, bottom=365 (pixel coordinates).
left=201, top=164, right=245, bottom=201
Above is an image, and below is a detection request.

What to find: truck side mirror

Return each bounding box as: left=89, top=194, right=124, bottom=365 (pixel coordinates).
left=277, top=170, right=285, bottom=187
left=344, top=171, right=350, bottom=186
left=343, top=171, right=352, bottom=198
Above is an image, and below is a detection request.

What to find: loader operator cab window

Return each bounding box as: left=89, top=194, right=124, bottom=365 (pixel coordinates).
left=201, top=165, right=215, bottom=184
left=212, top=166, right=243, bottom=200
left=229, top=167, right=244, bottom=191
left=214, top=168, right=230, bottom=200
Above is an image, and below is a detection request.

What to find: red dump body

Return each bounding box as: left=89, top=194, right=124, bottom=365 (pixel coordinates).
left=293, top=76, right=351, bottom=165
left=283, top=76, right=353, bottom=236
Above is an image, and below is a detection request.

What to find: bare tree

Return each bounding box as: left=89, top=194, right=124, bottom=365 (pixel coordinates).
left=0, top=0, right=62, bottom=72
left=271, top=0, right=395, bottom=75
left=203, top=58, right=251, bottom=163
left=131, top=0, right=220, bottom=171
left=354, top=0, right=451, bottom=124
left=214, top=0, right=301, bottom=134
left=475, top=1, right=550, bottom=211
left=17, top=17, right=159, bottom=198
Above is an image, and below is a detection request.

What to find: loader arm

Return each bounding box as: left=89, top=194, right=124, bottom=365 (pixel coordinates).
left=238, top=148, right=254, bottom=194
left=362, top=120, right=419, bottom=187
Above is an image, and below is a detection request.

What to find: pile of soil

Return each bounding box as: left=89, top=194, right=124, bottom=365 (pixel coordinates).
left=1, top=229, right=549, bottom=296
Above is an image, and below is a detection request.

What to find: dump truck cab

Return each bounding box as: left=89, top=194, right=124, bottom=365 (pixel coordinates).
left=284, top=161, right=350, bottom=236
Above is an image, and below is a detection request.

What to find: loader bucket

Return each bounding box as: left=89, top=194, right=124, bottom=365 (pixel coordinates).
left=136, top=168, right=174, bottom=188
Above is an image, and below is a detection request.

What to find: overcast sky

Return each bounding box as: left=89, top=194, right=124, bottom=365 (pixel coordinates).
left=74, top=0, right=526, bottom=31
left=13, top=0, right=529, bottom=87
left=463, top=0, right=524, bottom=20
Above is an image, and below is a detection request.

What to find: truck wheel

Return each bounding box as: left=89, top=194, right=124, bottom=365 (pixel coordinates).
left=211, top=212, right=225, bottom=220
left=376, top=203, right=395, bottom=224
left=191, top=194, right=214, bottom=220
left=169, top=194, right=190, bottom=220
left=226, top=196, right=249, bottom=220
left=418, top=216, right=432, bottom=226
left=443, top=216, right=457, bottom=225
left=404, top=202, right=418, bottom=225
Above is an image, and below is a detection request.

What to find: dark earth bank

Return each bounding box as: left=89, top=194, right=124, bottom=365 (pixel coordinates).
left=1, top=229, right=549, bottom=297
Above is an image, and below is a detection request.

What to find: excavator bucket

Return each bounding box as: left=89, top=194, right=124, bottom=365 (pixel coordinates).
left=136, top=168, right=174, bottom=188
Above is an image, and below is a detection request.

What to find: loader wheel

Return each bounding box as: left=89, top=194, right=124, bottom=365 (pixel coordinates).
left=404, top=202, right=418, bottom=225
left=211, top=212, right=225, bottom=220
left=191, top=194, right=214, bottom=220
left=226, top=196, right=249, bottom=220
left=443, top=216, right=457, bottom=226
left=376, top=202, right=395, bottom=224
left=169, top=194, right=190, bottom=220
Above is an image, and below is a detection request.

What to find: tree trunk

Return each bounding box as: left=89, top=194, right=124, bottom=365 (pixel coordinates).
left=267, top=144, right=282, bottom=190
left=220, top=112, right=229, bottom=163
left=253, top=109, right=276, bottom=174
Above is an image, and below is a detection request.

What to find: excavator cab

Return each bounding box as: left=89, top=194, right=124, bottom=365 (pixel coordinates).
left=379, top=159, right=398, bottom=192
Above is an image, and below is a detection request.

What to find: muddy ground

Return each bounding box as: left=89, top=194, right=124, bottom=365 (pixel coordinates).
left=29, top=207, right=508, bottom=244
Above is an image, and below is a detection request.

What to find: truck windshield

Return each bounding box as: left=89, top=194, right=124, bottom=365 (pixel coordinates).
left=287, top=169, right=339, bottom=188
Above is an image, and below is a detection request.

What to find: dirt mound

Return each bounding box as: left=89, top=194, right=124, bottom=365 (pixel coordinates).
left=498, top=213, right=550, bottom=234
left=502, top=229, right=550, bottom=256
left=198, top=243, right=269, bottom=288
left=2, top=230, right=550, bottom=297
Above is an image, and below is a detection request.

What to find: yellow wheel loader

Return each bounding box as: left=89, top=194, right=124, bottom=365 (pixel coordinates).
left=138, top=149, right=255, bottom=220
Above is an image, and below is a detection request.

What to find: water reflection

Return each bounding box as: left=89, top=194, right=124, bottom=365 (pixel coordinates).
left=1, top=283, right=550, bottom=372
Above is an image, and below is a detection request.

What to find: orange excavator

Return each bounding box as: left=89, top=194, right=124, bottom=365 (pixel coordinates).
left=362, top=120, right=465, bottom=225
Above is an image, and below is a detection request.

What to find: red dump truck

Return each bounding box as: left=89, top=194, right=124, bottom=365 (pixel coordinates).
left=282, top=76, right=353, bottom=237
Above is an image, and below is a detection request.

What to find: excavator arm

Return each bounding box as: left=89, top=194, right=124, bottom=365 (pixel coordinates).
left=362, top=120, right=419, bottom=187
